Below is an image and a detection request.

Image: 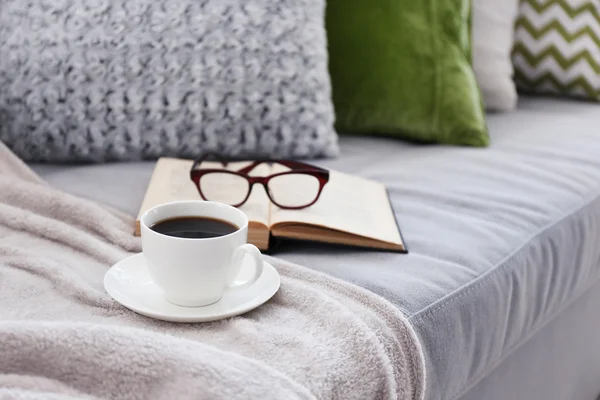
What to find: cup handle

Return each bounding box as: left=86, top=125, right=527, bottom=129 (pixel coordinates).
left=227, top=244, right=264, bottom=290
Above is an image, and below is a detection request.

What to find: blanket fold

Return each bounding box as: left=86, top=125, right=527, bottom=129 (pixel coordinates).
left=0, top=141, right=425, bottom=400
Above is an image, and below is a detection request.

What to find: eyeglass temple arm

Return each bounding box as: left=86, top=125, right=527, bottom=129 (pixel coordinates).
left=236, top=160, right=328, bottom=174
left=191, top=154, right=327, bottom=174
left=191, top=158, right=266, bottom=177
left=191, top=153, right=233, bottom=172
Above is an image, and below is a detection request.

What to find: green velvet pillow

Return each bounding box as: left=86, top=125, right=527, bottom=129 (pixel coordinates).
left=326, top=0, right=489, bottom=146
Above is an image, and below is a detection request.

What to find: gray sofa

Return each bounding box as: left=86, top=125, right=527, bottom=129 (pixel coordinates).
left=33, top=96, right=600, bottom=400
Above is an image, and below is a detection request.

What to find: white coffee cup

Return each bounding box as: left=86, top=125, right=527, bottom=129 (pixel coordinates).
left=140, top=201, right=264, bottom=307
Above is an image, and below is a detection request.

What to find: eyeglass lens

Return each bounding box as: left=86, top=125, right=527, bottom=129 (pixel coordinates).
left=267, top=173, right=321, bottom=208
left=199, top=172, right=250, bottom=206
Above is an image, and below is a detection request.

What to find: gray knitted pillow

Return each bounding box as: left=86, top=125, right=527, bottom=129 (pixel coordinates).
left=0, top=0, right=338, bottom=162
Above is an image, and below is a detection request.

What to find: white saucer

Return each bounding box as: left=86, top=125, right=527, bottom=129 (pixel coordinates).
left=104, top=253, right=280, bottom=323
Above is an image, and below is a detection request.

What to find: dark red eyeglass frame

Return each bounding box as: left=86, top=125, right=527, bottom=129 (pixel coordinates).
left=189, top=154, right=330, bottom=209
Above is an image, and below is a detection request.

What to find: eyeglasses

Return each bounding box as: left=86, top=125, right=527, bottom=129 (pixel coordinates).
left=190, top=154, right=330, bottom=209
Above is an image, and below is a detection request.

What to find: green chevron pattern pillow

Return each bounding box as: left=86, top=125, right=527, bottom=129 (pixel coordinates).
left=513, top=0, right=600, bottom=101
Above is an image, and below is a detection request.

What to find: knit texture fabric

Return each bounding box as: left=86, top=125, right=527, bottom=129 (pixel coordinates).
left=0, top=0, right=338, bottom=162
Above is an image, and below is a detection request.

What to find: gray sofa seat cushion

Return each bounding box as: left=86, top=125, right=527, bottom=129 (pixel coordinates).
left=32, top=96, right=600, bottom=399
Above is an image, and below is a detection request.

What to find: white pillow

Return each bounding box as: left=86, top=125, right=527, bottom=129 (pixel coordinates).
left=472, top=0, right=520, bottom=111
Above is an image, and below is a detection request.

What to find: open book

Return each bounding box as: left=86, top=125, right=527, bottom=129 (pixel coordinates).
left=135, top=158, right=407, bottom=253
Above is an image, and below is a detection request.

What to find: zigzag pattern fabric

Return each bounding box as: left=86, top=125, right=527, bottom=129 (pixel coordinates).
left=513, top=0, right=600, bottom=100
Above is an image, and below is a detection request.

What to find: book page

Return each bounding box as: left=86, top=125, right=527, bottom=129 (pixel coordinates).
left=136, top=158, right=199, bottom=223
left=136, top=158, right=270, bottom=231
left=270, top=170, right=403, bottom=245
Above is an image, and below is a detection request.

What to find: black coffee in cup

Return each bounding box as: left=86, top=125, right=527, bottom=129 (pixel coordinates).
left=150, top=216, right=238, bottom=239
